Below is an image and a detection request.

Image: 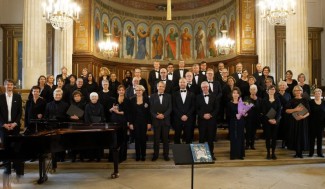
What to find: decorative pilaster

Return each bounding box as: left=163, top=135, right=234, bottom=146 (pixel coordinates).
left=54, top=26, right=73, bottom=76
left=286, top=0, right=309, bottom=82
left=256, top=0, right=276, bottom=76
left=22, top=0, right=47, bottom=88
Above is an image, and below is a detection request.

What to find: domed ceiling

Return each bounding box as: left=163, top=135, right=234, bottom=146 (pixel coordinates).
left=110, top=0, right=222, bottom=11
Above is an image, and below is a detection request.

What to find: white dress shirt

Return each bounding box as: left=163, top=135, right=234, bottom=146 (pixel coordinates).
left=6, top=92, right=13, bottom=122
left=180, top=90, right=187, bottom=104
left=204, top=94, right=209, bottom=104
left=180, top=70, right=184, bottom=78
left=208, top=81, right=214, bottom=92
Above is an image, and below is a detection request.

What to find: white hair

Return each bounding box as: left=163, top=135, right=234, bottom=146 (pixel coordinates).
left=89, top=92, right=98, bottom=98
left=250, top=84, right=258, bottom=91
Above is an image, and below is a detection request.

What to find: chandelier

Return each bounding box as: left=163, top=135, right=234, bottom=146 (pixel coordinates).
left=98, top=34, right=119, bottom=58
left=259, top=0, right=296, bottom=25
left=42, top=0, right=81, bottom=30
left=215, top=30, right=235, bottom=55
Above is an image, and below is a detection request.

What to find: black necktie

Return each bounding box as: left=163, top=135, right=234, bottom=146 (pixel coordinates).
left=159, top=93, right=164, bottom=96
left=180, top=90, right=186, bottom=93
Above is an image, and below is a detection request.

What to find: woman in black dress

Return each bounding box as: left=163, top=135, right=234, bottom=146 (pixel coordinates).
left=277, top=81, right=291, bottom=148
left=109, top=73, right=121, bottom=99
left=25, top=86, right=47, bottom=133
left=261, top=85, right=282, bottom=160
left=286, top=85, right=310, bottom=158
left=308, top=88, right=325, bottom=157
left=297, top=73, right=310, bottom=99
left=223, top=76, right=236, bottom=125
left=227, top=87, right=245, bottom=160
left=243, top=84, right=261, bottom=150
left=129, top=85, right=151, bottom=161
left=237, top=69, right=250, bottom=98
left=122, top=70, right=132, bottom=88
left=98, top=80, right=116, bottom=122
left=28, top=75, right=52, bottom=103
left=110, top=85, right=129, bottom=162
left=284, top=70, right=298, bottom=98
left=84, top=73, right=98, bottom=97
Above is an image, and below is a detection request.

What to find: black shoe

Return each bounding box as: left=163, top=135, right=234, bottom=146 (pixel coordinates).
left=266, top=154, right=271, bottom=160
left=230, top=157, right=235, bottom=160
left=239, top=157, right=244, bottom=160
left=293, top=154, right=299, bottom=158
left=141, top=157, right=146, bottom=161
left=96, top=158, right=101, bottom=162
left=308, top=154, right=313, bottom=157
left=212, top=156, right=216, bottom=161
left=164, top=156, right=170, bottom=161
left=245, top=145, right=249, bottom=150
left=250, top=146, right=256, bottom=150
left=317, top=154, right=324, bottom=158
left=271, top=154, right=277, bottom=160
left=136, top=157, right=140, bottom=161
left=152, top=156, right=158, bottom=161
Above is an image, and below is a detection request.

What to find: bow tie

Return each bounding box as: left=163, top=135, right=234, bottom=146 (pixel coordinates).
left=238, top=72, right=242, bottom=75
left=155, top=71, right=159, bottom=73
left=194, top=74, right=198, bottom=77
left=159, top=93, right=164, bottom=96
left=168, top=73, right=172, bottom=75
left=180, top=90, right=187, bottom=93
left=204, top=94, right=209, bottom=97
left=179, top=69, right=184, bottom=71
left=208, top=81, right=213, bottom=83
left=161, top=79, right=166, bottom=81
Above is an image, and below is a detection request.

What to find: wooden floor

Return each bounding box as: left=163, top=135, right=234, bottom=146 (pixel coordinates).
left=24, top=128, right=325, bottom=170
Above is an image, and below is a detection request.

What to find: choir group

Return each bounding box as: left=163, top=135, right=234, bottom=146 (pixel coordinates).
left=2, top=60, right=325, bottom=163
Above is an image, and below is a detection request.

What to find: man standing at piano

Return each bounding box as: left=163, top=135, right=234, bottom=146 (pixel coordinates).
left=0, top=79, right=23, bottom=186
left=150, top=81, right=172, bottom=161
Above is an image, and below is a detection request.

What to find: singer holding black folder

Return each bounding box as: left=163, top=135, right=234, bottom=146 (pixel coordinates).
left=261, top=85, right=282, bottom=160
left=286, top=85, right=310, bottom=158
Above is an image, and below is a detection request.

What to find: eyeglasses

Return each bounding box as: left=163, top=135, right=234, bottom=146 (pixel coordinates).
left=135, top=90, right=142, bottom=91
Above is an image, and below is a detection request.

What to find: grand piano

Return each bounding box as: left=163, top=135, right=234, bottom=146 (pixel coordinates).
left=0, top=121, right=121, bottom=184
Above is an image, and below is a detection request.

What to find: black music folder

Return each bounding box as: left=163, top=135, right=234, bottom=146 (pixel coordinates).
left=67, top=104, right=84, bottom=117
left=292, top=103, right=308, bottom=120
left=266, top=108, right=276, bottom=119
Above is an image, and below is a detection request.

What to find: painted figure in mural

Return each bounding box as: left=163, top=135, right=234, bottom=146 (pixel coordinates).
left=195, top=25, right=205, bottom=59
left=103, top=18, right=109, bottom=40
left=135, top=26, right=150, bottom=60
left=125, top=25, right=135, bottom=58
left=165, top=27, right=179, bottom=60
left=112, top=22, right=121, bottom=57
left=220, top=19, right=227, bottom=32
left=229, top=15, right=236, bottom=41
left=208, top=23, right=217, bottom=57
left=181, top=27, right=192, bottom=60
left=95, top=13, right=100, bottom=52
left=152, top=28, right=163, bottom=59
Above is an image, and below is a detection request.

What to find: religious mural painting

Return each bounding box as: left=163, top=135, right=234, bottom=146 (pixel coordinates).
left=165, top=24, right=179, bottom=61
left=151, top=24, right=164, bottom=60
left=92, top=0, right=239, bottom=62
left=123, top=21, right=136, bottom=59
left=180, top=23, right=193, bottom=61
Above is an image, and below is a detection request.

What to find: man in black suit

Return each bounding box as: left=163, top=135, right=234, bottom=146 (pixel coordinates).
left=231, top=62, right=243, bottom=82
left=0, top=79, right=23, bottom=185
left=215, top=62, right=224, bottom=82
left=150, top=81, right=172, bottom=161
left=206, top=69, right=222, bottom=101
left=192, top=63, right=206, bottom=86
left=185, top=71, right=200, bottom=96
left=173, top=60, right=188, bottom=84
left=196, top=81, right=219, bottom=160
left=167, top=63, right=174, bottom=81
left=148, top=61, right=161, bottom=95
left=252, top=63, right=263, bottom=90
left=199, top=61, right=207, bottom=76
left=126, top=77, right=139, bottom=99
left=154, top=68, right=173, bottom=94
left=134, top=68, right=148, bottom=93
left=172, top=78, right=196, bottom=144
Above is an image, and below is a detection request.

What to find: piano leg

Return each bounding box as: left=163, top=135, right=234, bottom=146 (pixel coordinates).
left=111, top=131, right=119, bottom=179
left=37, top=155, right=48, bottom=184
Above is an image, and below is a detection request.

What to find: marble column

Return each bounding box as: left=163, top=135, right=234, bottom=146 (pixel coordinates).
left=256, top=0, right=276, bottom=76
left=54, top=24, right=73, bottom=77
left=22, top=0, right=47, bottom=89
left=286, top=0, right=309, bottom=82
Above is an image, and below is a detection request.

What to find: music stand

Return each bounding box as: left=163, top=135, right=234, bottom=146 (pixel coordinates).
left=172, top=143, right=214, bottom=189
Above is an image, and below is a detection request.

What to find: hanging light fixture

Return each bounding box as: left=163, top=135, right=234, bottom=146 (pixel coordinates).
left=42, top=0, right=81, bottom=30
left=215, top=29, right=235, bottom=55
left=98, top=33, right=119, bottom=58
left=259, top=0, right=296, bottom=25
